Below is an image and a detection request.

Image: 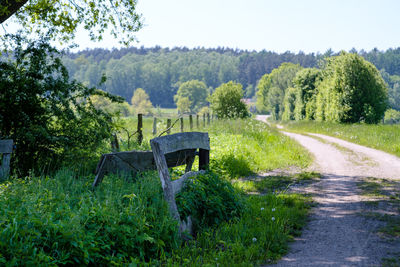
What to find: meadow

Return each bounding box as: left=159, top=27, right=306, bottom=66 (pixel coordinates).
left=282, top=121, right=400, bottom=157
left=0, top=117, right=314, bottom=265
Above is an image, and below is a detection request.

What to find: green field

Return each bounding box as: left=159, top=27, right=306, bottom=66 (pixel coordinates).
left=0, top=118, right=314, bottom=265
left=282, top=121, right=400, bottom=157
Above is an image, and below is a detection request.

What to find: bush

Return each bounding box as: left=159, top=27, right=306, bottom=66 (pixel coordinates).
left=316, top=52, right=388, bottom=124
left=384, top=109, right=400, bottom=124
left=208, top=81, right=249, bottom=119
left=0, top=170, right=179, bottom=265
left=176, top=171, right=245, bottom=232
left=0, top=35, right=121, bottom=174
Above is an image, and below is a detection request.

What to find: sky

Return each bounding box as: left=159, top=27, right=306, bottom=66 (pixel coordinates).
left=6, top=0, right=400, bottom=53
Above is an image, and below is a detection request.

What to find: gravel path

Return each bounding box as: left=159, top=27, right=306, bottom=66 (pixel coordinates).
left=255, top=116, right=400, bottom=266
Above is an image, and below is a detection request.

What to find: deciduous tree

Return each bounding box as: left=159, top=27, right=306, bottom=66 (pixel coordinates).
left=131, top=88, right=153, bottom=115
left=0, top=0, right=142, bottom=45
left=316, top=52, right=387, bottom=123
left=208, top=81, right=249, bottom=119
left=174, top=80, right=208, bottom=113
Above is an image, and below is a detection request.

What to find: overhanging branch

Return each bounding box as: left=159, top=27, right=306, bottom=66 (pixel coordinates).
left=0, top=0, right=28, bottom=24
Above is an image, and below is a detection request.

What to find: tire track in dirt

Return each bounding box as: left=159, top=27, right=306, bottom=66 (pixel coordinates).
left=255, top=116, right=400, bottom=266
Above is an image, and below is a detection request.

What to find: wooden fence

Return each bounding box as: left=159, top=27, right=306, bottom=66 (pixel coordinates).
left=112, top=113, right=214, bottom=151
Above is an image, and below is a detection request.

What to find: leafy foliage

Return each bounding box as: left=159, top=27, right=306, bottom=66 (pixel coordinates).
left=208, top=81, right=249, bottom=119
left=131, top=88, right=153, bottom=115
left=316, top=52, right=387, bottom=123
left=1, top=0, right=142, bottom=45
left=0, top=35, right=119, bottom=174
left=282, top=87, right=297, bottom=121
left=176, top=171, right=245, bottom=232
left=174, top=80, right=208, bottom=113
left=256, top=63, right=302, bottom=119
left=0, top=170, right=179, bottom=265
left=384, top=109, right=400, bottom=124
left=292, top=68, right=322, bottom=120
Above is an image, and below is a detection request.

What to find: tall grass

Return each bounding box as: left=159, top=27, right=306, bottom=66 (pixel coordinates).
left=208, top=119, right=311, bottom=177
left=283, top=121, right=400, bottom=157
left=0, top=118, right=314, bottom=265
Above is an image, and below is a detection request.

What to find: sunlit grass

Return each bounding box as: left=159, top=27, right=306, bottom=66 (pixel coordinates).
left=283, top=121, right=400, bottom=157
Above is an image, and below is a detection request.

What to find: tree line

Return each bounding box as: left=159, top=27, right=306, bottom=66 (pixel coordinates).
left=63, top=46, right=400, bottom=110
left=257, top=53, right=388, bottom=124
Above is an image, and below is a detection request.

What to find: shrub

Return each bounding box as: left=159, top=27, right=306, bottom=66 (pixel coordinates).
left=384, top=109, right=400, bottom=124
left=176, top=171, right=245, bottom=232
left=282, top=87, right=297, bottom=121
left=315, top=52, right=388, bottom=124
left=0, top=170, right=179, bottom=265
left=0, top=35, right=121, bottom=174
left=208, top=81, right=249, bottom=119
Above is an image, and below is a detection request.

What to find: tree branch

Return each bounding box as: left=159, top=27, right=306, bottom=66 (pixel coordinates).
left=0, top=0, right=28, bottom=24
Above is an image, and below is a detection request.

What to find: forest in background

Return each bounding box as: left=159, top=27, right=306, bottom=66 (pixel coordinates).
left=63, top=46, right=400, bottom=110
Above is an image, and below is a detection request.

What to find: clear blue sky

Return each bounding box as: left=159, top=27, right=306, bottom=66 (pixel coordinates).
left=8, top=0, right=400, bottom=53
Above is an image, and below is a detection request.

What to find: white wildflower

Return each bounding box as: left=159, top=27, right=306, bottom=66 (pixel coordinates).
left=261, top=207, right=264, bottom=211
left=252, top=237, right=257, bottom=242
left=272, top=217, right=275, bottom=221
left=272, top=208, right=275, bottom=212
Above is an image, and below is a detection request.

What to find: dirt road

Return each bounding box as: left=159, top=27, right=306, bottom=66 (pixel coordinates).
left=256, top=115, right=400, bottom=266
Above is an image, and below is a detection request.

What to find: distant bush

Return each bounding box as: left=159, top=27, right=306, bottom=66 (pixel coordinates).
left=208, top=81, right=249, bottom=119
left=384, top=109, right=400, bottom=124
left=316, top=52, right=387, bottom=124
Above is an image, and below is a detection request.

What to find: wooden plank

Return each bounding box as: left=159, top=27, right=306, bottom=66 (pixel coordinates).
left=0, top=139, right=13, bottom=154
left=199, top=148, right=210, bottom=170
left=92, top=149, right=197, bottom=187
left=150, top=140, right=181, bottom=222
left=150, top=132, right=209, bottom=155
left=0, top=154, right=11, bottom=180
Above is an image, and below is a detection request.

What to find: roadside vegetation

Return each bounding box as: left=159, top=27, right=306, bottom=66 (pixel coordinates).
left=281, top=121, right=400, bottom=157
left=0, top=117, right=314, bottom=265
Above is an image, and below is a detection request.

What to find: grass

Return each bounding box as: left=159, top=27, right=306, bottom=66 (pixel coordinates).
left=233, top=172, right=321, bottom=195
left=0, top=118, right=315, bottom=265
left=282, top=121, right=400, bottom=157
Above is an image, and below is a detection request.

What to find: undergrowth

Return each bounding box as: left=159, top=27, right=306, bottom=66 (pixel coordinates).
left=0, top=118, right=314, bottom=265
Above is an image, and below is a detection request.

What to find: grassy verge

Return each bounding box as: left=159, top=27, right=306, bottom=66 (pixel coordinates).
left=357, top=177, right=400, bottom=266
left=282, top=121, right=400, bottom=157
left=0, top=118, right=314, bottom=265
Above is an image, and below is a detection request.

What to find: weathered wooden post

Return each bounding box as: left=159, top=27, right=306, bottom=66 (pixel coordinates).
left=111, top=134, right=120, bottom=152
left=189, top=115, right=193, bottom=131
left=0, top=139, right=13, bottom=180
left=167, top=119, right=171, bottom=134
left=203, top=113, right=206, bottom=127
left=152, top=117, right=157, bottom=136
left=150, top=132, right=210, bottom=237
left=207, top=113, right=210, bottom=125
left=180, top=117, right=184, bottom=132
left=196, top=114, right=199, bottom=129
left=137, top=114, right=143, bottom=145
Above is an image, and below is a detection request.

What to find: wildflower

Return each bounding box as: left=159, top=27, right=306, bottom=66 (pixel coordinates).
left=252, top=237, right=257, bottom=242
left=272, top=217, right=275, bottom=221
left=261, top=207, right=264, bottom=211
left=272, top=208, right=275, bottom=212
